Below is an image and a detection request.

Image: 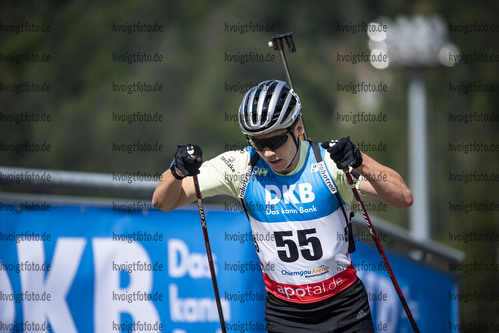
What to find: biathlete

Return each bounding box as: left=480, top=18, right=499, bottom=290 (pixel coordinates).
left=152, top=79, right=413, bottom=332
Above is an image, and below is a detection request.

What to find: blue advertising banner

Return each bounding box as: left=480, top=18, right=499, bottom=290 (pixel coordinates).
left=0, top=202, right=457, bottom=332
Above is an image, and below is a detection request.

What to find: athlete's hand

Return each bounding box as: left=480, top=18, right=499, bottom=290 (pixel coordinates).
left=321, top=137, right=362, bottom=169
left=172, top=144, right=203, bottom=177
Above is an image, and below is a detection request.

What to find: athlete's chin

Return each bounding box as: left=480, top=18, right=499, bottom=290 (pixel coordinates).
left=267, top=159, right=288, bottom=173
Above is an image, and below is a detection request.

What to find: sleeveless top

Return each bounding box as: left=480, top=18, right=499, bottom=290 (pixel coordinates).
left=238, top=142, right=357, bottom=304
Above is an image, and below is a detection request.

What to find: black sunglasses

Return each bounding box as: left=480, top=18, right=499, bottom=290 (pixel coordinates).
left=247, top=127, right=294, bottom=151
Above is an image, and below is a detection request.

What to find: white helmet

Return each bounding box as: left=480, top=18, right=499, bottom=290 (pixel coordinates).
left=238, top=80, right=302, bottom=136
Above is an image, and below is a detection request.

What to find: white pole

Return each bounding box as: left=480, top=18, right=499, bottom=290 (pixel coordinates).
left=408, top=71, right=430, bottom=240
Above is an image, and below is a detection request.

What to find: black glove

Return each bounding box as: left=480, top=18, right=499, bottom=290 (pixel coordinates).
left=171, top=144, right=203, bottom=178
left=321, top=137, right=362, bottom=169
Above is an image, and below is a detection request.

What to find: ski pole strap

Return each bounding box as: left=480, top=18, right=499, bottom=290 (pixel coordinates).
left=350, top=168, right=361, bottom=180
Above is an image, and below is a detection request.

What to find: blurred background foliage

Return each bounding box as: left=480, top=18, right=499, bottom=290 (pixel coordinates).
left=1, top=0, right=498, bottom=329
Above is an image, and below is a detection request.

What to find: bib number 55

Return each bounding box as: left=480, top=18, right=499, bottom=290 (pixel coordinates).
left=274, top=228, right=323, bottom=262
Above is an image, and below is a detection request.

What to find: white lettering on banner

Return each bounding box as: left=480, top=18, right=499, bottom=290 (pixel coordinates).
left=18, top=238, right=85, bottom=333
left=265, top=183, right=315, bottom=205
left=0, top=265, right=15, bottom=327
left=1, top=236, right=231, bottom=330
left=169, top=284, right=231, bottom=322
left=168, top=239, right=216, bottom=278
left=93, top=239, right=160, bottom=333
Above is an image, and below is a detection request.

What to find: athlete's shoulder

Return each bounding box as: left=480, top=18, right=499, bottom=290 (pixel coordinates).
left=197, top=148, right=252, bottom=198
left=205, top=148, right=251, bottom=174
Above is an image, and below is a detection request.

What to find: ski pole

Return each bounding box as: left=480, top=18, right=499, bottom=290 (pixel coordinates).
left=189, top=149, right=226, bottom=333
left=268, top=32, right=420, bottom=332
left=342, top=169, right=420, bottom=333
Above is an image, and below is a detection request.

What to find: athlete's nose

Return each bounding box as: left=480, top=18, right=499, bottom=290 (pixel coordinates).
left=262, top=147, right=276, bottom=159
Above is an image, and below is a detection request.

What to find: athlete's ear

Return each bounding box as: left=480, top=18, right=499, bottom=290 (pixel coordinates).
left=295, top=118, right=304, bottom=139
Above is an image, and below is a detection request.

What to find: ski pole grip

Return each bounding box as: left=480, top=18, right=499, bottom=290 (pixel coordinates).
left=268, top=32, right=295, bottom=53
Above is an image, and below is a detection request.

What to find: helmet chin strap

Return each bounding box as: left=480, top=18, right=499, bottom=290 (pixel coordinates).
left=284, top=131, right=301, bottom=170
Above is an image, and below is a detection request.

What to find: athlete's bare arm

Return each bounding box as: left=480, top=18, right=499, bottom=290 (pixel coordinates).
left=355, top=153, right=413, bottom=210
left=152, top=169, right=196, bottom=211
